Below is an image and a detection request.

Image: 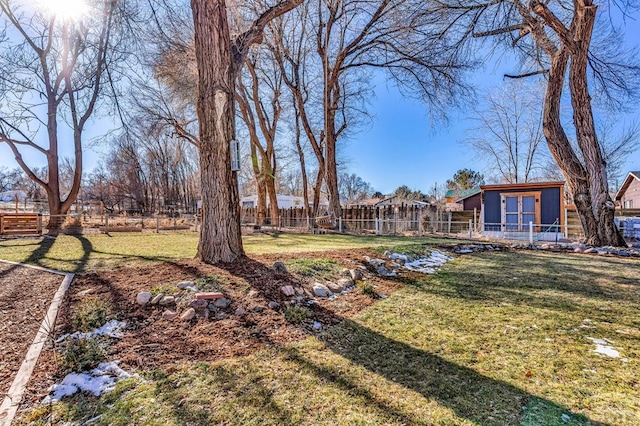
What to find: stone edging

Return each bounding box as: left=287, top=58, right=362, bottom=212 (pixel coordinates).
left=0, top=260, right=74, bottom=426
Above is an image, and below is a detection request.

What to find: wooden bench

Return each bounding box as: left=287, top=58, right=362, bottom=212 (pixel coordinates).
left=0, top=213, right=43, bottom=237
left=315, top=214, right=337, bottom=229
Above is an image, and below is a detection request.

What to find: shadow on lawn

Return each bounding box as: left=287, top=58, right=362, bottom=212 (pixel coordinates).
left=414, top=251, right=639, bottom=310
left=0, top=236, right=56, bottom=280
left=215, top=257, right=604, bottom=426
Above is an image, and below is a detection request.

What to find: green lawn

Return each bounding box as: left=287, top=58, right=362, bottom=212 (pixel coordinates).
left=6, top=234, right=640, bottom=425
left=0, top=233, right=446, bottom=272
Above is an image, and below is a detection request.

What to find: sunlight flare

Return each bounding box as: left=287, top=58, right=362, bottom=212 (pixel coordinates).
left=36, top=0, right=90, bottom=21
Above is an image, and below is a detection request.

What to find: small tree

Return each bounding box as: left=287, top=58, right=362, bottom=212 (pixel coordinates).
left=446, top=169, right=485, bottom=190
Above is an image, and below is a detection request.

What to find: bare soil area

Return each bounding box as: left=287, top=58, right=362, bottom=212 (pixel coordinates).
left=18, top=248, right=403, bottom=411
left=0, top=262, right=63, bottom=399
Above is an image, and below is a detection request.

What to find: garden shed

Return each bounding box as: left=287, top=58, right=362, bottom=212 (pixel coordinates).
left=481, top=181, right=565, bottom=241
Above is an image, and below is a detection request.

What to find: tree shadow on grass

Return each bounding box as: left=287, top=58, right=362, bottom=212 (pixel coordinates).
left=404, top=251, right=640, bottom=312
left=215, top=257, right=605, bottom=426
left=0, top=236, right=57, bottom=280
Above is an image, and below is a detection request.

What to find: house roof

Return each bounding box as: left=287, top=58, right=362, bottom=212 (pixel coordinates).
left=480, top=181, right=565, bottom=191
left=348, top=197, right=383, bottom=206
left=615, top=171, right=640, bottom=201
left=444, top=187, right=481, bottom=201
left=374, top=195, right=429, bottom=207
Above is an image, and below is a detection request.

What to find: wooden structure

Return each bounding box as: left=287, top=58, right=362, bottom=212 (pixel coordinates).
left=481, top=181, right=565, bottom=240
left=0, top=213, right=43, bottom=237
left=315, top=214, right=337, bottom=229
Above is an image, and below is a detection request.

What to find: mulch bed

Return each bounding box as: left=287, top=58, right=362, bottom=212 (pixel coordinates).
left=18, top=248, right=404, bottom=412
left=0, top=262, right=64, bottom=400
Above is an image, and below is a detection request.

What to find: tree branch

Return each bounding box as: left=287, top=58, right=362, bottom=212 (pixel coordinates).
left=232, top=0, right=304, bottom=73
left=504, top=69, right=549, bottom=79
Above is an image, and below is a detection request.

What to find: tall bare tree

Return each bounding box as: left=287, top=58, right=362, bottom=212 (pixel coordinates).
left=467, top=81, right=547, bottom=183
left=437, top=0, right=640, bottom=245
left=0, top=0, right=121, bottom=229
left=190, top=0, right=303, bottom=263
left=236, top=51, right=284, bottom=225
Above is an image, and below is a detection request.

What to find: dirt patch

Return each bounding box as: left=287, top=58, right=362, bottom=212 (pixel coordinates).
left=18, top=248, right=405, bottom=411
left=0, top=262, right=64, bottom=400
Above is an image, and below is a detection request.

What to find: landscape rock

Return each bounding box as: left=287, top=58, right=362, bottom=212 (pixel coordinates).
left=136, top=291, right=152, bottom=306
left=195, top=292, right=224, bottom=300
left=162, top=310, right=178, bottom=320
left=235, top=307, right=246, bottom=316
left=281, top=285, right=295, bottom=297
left=180, top=308, right=196, bottom=321
left=340, top=268, right=352, bottom=277
left=349, top=269, right=363, bottom=281
left=251, top=305, right=265, bottom=313
left=313, top=321, right=322, bottom=331
left=75, top=288, right=94, bottom=297
left=584, top=247, right=596, bottom=254
left=214, top=297, right=230, bottom=309
left=326, top=281, right=345, bottom=294
left=268, top=301, right=280, bottom=310
left=189, top=299, right=208, bottom=309
left=151, top=294, right=164, bottom=305
left=177, top=281, right=197, bottom=291
left=273, top=261, right=288, bottom=274
left=159, top=296, right=175, bottom=306
left=313, top=283, right=331, bottom=297
left=338, top=277, right=354, bottom=288
left=215, top=313, right=227, bottom=320
left=207, top=303, right=217, bottom=312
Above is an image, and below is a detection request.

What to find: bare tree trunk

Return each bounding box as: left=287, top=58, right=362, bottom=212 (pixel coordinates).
left=251, top=147, right=268, bottom=225
left=312, top=168, right=324, bottom=217
left=567, top=1, right=624, bottom=246
left=264, top=156, right=280, bottom=225
left=293, top=106, right=310, bottom=215
left=192, top=0, right=244, bottom=263
left=324, top=131, right=341, bottom=216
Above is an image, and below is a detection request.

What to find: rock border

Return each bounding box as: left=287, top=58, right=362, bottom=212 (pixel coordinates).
left=0, top=260, right=74, bottom=426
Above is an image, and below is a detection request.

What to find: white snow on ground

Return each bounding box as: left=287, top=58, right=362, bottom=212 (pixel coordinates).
left=43, top=362, right=137, bottom=403
left=402, top=251, right=453, bottom=274
left=56, top=320, right=126, bottom=343
left=586, top=337, right=621, bottom=358
left=368, top=250, right=453, bottom=275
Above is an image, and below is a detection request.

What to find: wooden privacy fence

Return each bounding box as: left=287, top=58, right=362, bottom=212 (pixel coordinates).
left=0, top=213, right=42, bottom=237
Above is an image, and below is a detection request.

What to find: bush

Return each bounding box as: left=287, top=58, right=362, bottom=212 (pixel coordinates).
left=59, top=337, right=107, bottom=373
left=284, top=305, right=310, bottom=324
left=71, top=298, right=112, bottom=332
left=359, top=281, right=377, bottom=298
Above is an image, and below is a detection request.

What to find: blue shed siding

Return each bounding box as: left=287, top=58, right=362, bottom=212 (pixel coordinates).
left=483, top=187, right=561, bottom=228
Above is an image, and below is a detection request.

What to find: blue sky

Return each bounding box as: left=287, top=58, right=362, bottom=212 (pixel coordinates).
left=2, top=6, right=640, bottom=196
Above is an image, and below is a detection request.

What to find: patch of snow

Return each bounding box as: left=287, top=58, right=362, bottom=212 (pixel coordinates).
left=388, top=253, right=410, bottom=262
left=586, top=337, right=621, bottom=358
left=43, top=362, right=137, bottom=403
left=57, top=320, right=127, bottom=343
left=402, top=250, right=452, bottom=274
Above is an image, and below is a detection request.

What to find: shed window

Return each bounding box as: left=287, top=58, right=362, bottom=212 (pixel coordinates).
left=500, top=192, right=541, bottom=231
